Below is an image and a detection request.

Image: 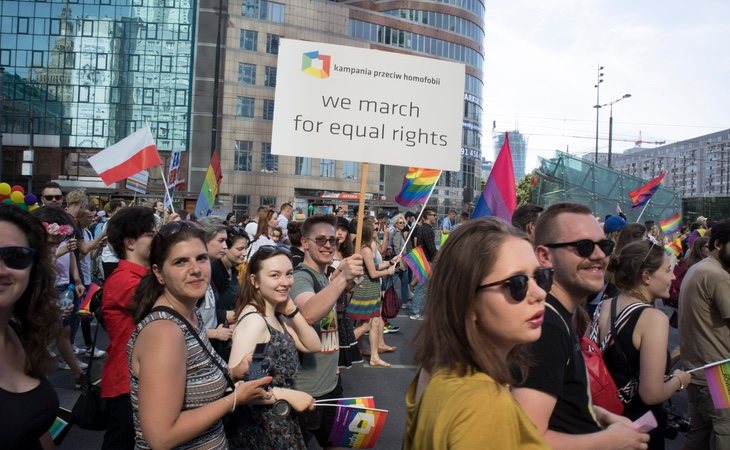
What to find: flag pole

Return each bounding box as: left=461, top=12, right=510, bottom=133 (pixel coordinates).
left=396, top=171, right=442, bottom=259
left=159, top=165, right=176, bottom=215
left=687, top=357, right=730, bottom=374
left=635, top=198, right=651, bottom=223
left=354, top=163, right=369, bottom=254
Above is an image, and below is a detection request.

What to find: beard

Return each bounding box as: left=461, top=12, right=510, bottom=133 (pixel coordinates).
left=719, top=245, right=730, bottom=269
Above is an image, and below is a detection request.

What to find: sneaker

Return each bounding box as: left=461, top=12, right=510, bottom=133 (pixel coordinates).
left=401, top=302, right=411, bottom=310
left=58, top=359, right=89, bottom=370
left=73, top=345, right=87, bottom=356
left=383, top=324, right=400, bottom=334
left=409, top=314, right=423, bottom=320
left=86, top=348, right=107, bottom=358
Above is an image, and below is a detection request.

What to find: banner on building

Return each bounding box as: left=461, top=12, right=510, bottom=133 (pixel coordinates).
left=272, top=39, right=464, bottom=171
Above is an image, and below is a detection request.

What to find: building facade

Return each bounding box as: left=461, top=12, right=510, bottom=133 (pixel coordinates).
left=494, top=130, right=525, bottom=179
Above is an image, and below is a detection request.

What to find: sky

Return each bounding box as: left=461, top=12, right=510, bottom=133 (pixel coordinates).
left=483, top=0, right=730, bottom=172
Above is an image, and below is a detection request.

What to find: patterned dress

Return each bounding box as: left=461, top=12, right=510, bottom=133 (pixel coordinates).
left=229, top=312, right=306, bottom=450
left=347, top=246, right=383, bottom=320
left=128, top=308, right=229, bottom=450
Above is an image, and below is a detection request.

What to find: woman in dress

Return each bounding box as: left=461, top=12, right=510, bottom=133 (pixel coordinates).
left=128, top=221, right=272, bottom=449
left=593, top=240, right=692, bottom=449
left=247, top=209, right=279, bottom=261
left=0, top=204, right=60, bottom=450
left=229, top=246, right=319, bottom=449
left=404, top=218, right=550, bottom=449
left=346, top=223, right=397, bottom=368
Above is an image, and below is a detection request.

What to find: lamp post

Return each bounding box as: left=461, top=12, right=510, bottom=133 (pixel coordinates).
left=604, top=93, right=631, bottom=168
left=593, top=65, right=604, bottom=164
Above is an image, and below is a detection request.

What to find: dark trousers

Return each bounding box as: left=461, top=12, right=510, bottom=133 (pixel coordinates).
left=101, top=394, right=135, bottom=450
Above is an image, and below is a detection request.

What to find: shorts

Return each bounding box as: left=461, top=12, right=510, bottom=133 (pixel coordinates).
left=684, top=383, right=730, bottom=450
left=299, top=376, right=343, bottom=448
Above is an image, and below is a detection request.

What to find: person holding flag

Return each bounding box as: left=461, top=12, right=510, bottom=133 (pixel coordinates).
left=679, top=220, right=730, bottom=449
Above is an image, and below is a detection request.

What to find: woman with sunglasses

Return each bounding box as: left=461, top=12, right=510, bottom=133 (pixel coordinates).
left=404, top=218, right=550, bottom=449
left=347, top=223, right=398, bottom=368
left=128, top=221, right=272, bottom=449
left=0, top=204, right=61, bottom=449
left=592, top=240, right=691, bottom=449
left=390, top=213, right=411, bottom=310
left=228, top=246, right=319, bottom=449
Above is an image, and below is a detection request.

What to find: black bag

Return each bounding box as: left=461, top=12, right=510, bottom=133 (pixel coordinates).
left=71, top=322, right=108, bottom=430
left=381, top=285, right=401, bottom=319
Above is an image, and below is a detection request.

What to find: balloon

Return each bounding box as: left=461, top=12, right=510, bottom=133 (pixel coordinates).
left=28, top=204, right=39, bottom=212
left=10, top=191, right=24, bottom=203
left=0, top=183, right=10, bottom=196
left=11, top=185, right=24, bottom=194
left=0, top=195, right=7, bottom=202
left=24, top=193, right=37, bottom=205
left=2, top=199, right=13, bottom=204
left=17, top=203, right=28, bottom=211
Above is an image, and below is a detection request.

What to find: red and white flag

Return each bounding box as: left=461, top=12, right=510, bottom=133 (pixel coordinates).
left=88, top=126, right=162, bottom=185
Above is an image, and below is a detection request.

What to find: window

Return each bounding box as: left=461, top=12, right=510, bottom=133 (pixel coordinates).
left=78, top=85, right=90, bottom=102
left=233, top=195, right=250, bottom=220
left=129, top=54, right=140, bottom=71
left=266, top=34, right=280, bottom=54
left=240, top=29, right=258, bottom=51
left=161, top=56, right=172, bottom=72
left=0, top=50, right=9, bottom=66
left=260, top=143, right=278, bottom=172
left=96, top=53, right=108, bottom=70
left=295, top=157, right=311, bottom=176
left=50, top=19, right=61, bottom=35
left=17, top=18, right=29, bottom=34
left=238, top=63, right=256, bottom=84
left=342, top=161, right=359, bottom=179
left=242, top=0, right=285, bottom=22
left=264, top=66, right=276, bottom=87
left=260, top=196, right=276, bottom=207
left=143, top=88, right=155, bottom=105
left=178, top=24, right=190, bottom=40
left=236, top=96, right=254, bottom=118
left=31, top=51, right=43, bottom=67
left=175, top=89, right=187, bottom=106
left=320, top=159, right=335, bottom=177
left=93, top=120, right=105, bottom=136
left=263, top=99, right=274, bottom=120
left=82, top=20, right=93, bottom=36
left=234, top=140, right=253, bottom=171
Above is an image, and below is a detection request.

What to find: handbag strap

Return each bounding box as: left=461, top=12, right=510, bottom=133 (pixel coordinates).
left=151, top=306, right=235, bottom=389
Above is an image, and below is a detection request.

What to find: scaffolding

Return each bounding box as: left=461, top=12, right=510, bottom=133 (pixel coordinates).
left=533, top=151, right=682, bottom=223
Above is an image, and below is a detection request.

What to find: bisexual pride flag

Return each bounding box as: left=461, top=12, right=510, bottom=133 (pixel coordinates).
left=472, top=132, right=516, bottom=221
left=706, top=360, right=730, bottom=409
left=395, top=167, right=441, bottom=207
left=660, top=213, right=682, bottom=236
left=403, top=246, right=431, bottom=284
left=629, top=171, right=666, bottom=209
left=318, top=397, right=387, bottom=449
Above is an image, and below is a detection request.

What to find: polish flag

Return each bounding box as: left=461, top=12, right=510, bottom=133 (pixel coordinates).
left=88, top=126, right=162, bottom=185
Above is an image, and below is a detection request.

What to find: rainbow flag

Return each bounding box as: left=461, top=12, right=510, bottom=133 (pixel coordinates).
left=403, top=246, right=431, bottom=284
left=629, top=172, right=666, bottom=209
left=394, top=167, right=441, bottom=207
left=664, top=237, right=682, bottom=257
left=472, top=132, right=516, bottom=221
left=660, top=213, right=682, bottom=236
left=706, top=360, right=730, bottom=409
left=327, top=404, right=388, bottom=448
left=194, top=150, right=222, bottom=217
left=78, top=283, right=101, bottom=318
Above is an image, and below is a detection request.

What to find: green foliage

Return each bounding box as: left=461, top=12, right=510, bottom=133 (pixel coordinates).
left=516, top=170, right=536, bottom=206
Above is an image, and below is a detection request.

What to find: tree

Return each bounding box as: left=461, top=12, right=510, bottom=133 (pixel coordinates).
left=516, top=170, right=537, bottom=206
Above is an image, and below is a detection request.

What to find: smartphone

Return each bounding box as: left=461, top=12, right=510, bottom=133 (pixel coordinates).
left=244, top=342, right=272, bottom=389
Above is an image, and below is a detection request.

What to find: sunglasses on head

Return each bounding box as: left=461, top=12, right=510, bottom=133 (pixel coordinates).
left=545, top=239, right=615, bottom=258
left=308, top=236, right=337, bottom=247
left=0, top=246, right=37, bottom=270
left=158, top=220, right=202, bottom=238
left=257, top=245, right=291, bottom=255
left=476, top=268, right=554, bottom=302
left=43, top=195, right=63, bottom=201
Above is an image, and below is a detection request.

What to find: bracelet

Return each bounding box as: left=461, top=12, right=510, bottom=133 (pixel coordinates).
left=284, top=307, right=300, bottom=319
left=231, top=383, right=238, bottom=412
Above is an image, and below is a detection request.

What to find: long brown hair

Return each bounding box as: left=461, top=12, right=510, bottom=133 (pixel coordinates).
left=235, top=246, right=293, bottom=318
left=413, top=218, right=531, bottom=385
left=255, top=209, right=277, bottom=240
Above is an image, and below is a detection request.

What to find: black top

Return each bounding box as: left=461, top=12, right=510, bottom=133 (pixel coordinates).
left=415, top=223, right=437, bottom=261
left=0, top=377, right=59, bottom=450
left=518, top=294, right=602, bottom=435
left=210, top=258, right=239, bottom=313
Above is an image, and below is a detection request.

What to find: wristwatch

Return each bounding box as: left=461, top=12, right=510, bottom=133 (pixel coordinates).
left=272, top=399, right=291, bottom=416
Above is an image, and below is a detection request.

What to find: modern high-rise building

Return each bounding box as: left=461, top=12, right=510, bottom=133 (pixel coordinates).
left=494, top=130, right=526, bottom=179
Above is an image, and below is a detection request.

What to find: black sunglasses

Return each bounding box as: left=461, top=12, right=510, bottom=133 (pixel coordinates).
left=257, top=245, right=291, bottom=255
left=43, top=195, right=63, bottom=201
left=308, top=236, right=337, bottom=247
left=476, top=268, right=554, bottom=302
left=0, top=246, right=37, bottom=270
left=545, top=239, right=615, bottom=258
left=158, top=220, right=203, bottom=238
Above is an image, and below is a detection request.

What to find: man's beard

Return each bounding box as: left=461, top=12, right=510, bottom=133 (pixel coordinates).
left=719, top=245, right=730, bottom=269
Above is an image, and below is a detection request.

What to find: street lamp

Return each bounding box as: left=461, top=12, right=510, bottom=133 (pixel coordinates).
left=603, top=93, right=631, bottom=168
left=593, top=65, right=604, bottom=164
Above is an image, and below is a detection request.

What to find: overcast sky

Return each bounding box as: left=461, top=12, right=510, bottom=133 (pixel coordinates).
left=483, top=0, right=730, bottom=172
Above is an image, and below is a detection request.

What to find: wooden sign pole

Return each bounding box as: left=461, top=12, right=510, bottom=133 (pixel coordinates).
left=354, top=162, right=369, bottom=254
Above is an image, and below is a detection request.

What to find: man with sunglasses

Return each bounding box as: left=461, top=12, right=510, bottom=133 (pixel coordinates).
left=41, top=181, right=65, bottom=207
left=290, top=214, right=363, bottom=448
left=512, top=202, right=649, bottom=450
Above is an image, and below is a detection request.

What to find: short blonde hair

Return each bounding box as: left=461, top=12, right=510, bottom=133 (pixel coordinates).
left=65, top=188, right=88, bottom=207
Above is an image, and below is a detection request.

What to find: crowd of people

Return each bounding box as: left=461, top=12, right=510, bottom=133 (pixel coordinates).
left=2, top=180, right=729, bottom=450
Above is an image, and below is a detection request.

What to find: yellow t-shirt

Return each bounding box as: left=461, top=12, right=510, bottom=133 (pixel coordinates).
left=404, top=369, right=549, bottom=450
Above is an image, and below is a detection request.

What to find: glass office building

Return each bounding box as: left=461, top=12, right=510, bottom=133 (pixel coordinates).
left=1, top=0, right=195, bottom=181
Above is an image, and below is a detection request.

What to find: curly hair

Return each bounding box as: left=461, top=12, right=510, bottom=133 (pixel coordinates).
left=4, top=205, right=60, bottom=377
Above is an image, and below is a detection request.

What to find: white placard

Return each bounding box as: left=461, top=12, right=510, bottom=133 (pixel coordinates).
left=272, top=39, right=464, bottom=171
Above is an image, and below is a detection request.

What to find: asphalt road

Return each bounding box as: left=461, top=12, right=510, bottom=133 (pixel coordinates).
left=53, top=303, right=688, bottom=449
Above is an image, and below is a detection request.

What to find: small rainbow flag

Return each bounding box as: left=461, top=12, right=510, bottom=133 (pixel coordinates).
left=327, top=404, right=388, bottom=448
left=194, top=149, right=222, bottom=217
left=664, top=237, right=682, bottom=257
left=78, top=283, right=101, bottom=318
left=403, top=246, right=431, bottom=284
left=660, top=213, right=682, bottom=236
left=629, top=171, right=666, bottom=209
left=706, top=360, right=730, bottom=409
left=395, top=167, right=441, bottom=207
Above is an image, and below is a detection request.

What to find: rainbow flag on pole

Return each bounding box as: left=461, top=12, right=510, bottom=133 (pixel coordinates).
left=394, top=167, right=441, bottom=207
left=326, top=404, right=388, bottom=448
left=629, top=171, right=666, bottom=209
left=403, top=246, right=431, bottom=284
left=706, top=360, right=730, bottom=409
left=194, top=150, right=222, bottom=217
left=660, top=213, right=682, bottom=236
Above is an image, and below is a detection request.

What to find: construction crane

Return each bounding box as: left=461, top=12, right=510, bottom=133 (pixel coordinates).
left=632, top=131, right=666, bottom=148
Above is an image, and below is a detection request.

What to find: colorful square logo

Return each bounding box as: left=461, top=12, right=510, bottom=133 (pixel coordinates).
left=302, top=51, right=331, bottom=79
